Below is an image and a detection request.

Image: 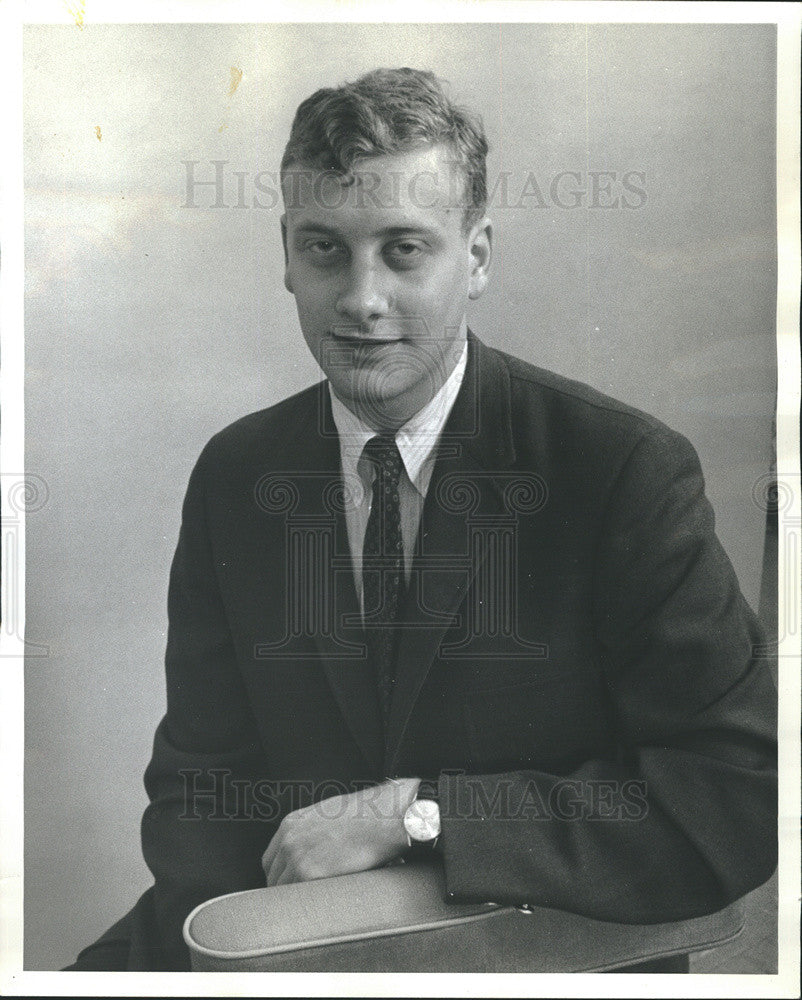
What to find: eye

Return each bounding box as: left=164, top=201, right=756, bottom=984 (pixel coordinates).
left=385, top=240, right=425, bottom=265
left=300, top=238, right=347, bottom=268
left=307, top=239, right=342, bottom=256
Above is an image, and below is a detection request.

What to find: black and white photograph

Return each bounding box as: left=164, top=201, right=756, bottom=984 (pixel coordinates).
left=1, top=2, right=799, bottom=995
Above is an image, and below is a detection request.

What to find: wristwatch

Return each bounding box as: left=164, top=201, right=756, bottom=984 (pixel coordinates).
left=402, top=783, right=441, bottom=849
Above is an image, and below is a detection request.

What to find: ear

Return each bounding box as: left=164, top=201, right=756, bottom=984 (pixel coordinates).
left=280, top=215, right=293, bottom=294
left=467, top=217, right=492, bottom=300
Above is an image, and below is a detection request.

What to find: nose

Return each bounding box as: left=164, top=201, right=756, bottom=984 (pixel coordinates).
left=334, top=260, right=390, bottom=331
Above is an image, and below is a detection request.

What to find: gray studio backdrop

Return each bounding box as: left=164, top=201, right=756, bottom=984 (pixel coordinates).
left=23, top=23, right=776, bottom=970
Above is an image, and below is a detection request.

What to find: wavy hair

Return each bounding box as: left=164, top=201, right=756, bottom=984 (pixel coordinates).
left=280, top=67, right=488, bottom=231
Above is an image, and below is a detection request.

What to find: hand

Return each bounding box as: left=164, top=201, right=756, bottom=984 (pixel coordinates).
left=262, top=777, right=421, bottom=886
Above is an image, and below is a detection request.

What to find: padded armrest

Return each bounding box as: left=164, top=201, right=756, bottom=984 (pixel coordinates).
left=184, top=858, right=745, bottom=972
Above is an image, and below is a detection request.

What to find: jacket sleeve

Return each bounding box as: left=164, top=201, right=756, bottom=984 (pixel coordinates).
left=139, top=444, right=275, bottom=969
left=438, top=426, right=777, bottom=923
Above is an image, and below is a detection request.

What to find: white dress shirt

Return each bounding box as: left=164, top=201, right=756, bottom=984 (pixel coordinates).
left=329, top=339, right=469, bottom=615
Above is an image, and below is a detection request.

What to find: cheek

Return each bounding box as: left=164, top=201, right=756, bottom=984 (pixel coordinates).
left=401, top=265, right=468, bottom=325
left=292, top=278, right=328, bottom=323
left=431, top=254, right=471, bottom=298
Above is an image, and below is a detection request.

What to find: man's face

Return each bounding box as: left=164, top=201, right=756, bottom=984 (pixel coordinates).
left=281, top=144, right=491, bottom=429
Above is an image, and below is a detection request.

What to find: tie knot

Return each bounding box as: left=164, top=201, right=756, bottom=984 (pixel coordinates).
left=362, top=433, right=403, bottom=482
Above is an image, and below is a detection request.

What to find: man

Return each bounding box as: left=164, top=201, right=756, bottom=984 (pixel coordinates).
left=69, top=67, right=776, bottom=972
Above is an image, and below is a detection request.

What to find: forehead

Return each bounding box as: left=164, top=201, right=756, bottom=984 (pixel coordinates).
left=282, top=144, right=466, bottom=237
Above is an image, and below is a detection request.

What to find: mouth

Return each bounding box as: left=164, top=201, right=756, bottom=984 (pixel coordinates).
left=328, top=331, right=405, bottom=343
left=327, top=334, right=408, bottom=351
left=322, top=336, right=409, bottom=373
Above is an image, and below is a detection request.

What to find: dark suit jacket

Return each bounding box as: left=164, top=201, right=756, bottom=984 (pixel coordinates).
left=73, top=332, right=777, bottom=971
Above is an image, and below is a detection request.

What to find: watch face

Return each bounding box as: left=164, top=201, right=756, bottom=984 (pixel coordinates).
left=404, top=798, right=441, bottom=842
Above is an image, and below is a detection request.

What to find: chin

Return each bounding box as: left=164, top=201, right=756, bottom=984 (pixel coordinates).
left=344, top=381, right=410, bottom=409
left=335, top=374, right=415, bottom=412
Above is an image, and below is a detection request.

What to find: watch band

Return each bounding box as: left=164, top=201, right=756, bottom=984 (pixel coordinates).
left=416, top=778, right=439, bottom=806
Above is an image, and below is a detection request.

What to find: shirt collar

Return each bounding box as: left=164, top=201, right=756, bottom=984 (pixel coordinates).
left=329, top=338, right=469, bottom=498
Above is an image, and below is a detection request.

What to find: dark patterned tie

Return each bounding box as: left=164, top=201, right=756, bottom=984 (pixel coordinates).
left=361, top=433, right=406, bottom=728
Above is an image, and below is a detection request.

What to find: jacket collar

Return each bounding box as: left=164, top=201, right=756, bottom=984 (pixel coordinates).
left=439, top=328, right=516, bottom=472
left=384, top=332, right=518, bottom=770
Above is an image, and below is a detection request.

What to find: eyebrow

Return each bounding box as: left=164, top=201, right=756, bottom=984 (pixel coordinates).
left=292, top=223, right=341, bottom=238
left=291, top=223, right=442, bottom=240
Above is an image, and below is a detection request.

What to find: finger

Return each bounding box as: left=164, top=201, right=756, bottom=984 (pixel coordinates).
left=274, top=862, right=297, bottom=886
left=265, top=855, right=281, bottom=887
left=261, top=829, right=283, bottom=879
left=265, top=844, right=290, bottom=887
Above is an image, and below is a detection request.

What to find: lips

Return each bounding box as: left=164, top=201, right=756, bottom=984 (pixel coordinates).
left=327, top=336, right=409, bottom=361
left=328, top=332, right=405, bottom=344
left=350, top=341, right=404, bottom=362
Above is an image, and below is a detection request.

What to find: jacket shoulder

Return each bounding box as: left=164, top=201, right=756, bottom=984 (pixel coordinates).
left=196, top=380, right=325, bottom=472
left=500, top=349, right=664, bottom=430
left=494, top=346, right=691, bottom=459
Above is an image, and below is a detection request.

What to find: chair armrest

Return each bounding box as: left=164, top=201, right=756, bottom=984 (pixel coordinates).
left=184, top=858, right=745, bottom=972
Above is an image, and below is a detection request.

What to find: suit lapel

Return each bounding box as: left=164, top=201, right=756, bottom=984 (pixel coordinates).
left=298, top=383, right=385, bottom=774
left=385, top=334, right=517, bottom=772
